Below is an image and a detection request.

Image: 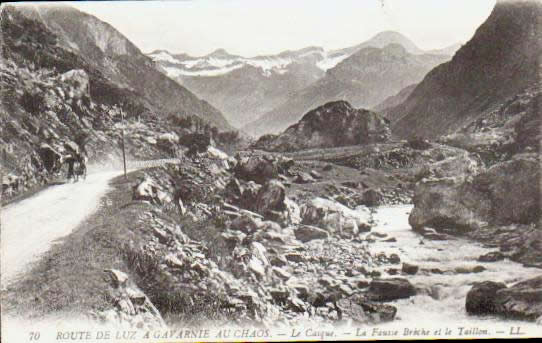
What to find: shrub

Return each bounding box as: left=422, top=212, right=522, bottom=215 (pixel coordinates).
left=20, top=89, right=46, bottom=115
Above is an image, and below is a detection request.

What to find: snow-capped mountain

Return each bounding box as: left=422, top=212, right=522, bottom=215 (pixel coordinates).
left=243, top=44, right=453, bottom=137
left=148, top=31, right=461, bottom=129
left=149, top=46, right=347, bottom=78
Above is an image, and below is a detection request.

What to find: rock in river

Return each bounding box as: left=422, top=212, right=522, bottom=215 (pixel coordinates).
left=367, top=278, right=416, bottom=301
left=466, top=281, right=507, bottom=315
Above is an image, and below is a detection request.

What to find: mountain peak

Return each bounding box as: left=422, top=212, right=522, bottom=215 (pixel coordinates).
left=364, top=31, right=423, bottom=54
left=382, top=43, right=408, bottom=54
left=207, top=48, right=235, bottom=58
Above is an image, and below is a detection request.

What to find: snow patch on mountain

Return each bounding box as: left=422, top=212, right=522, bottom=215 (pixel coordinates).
left=316, top=53, right=349, bottom=70
left=148, top=49, right=349, bottom=78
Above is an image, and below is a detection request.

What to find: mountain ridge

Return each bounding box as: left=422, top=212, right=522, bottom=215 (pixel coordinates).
left=388, top=0, right=542, bottom=139
left=149, top=31, right=460, bottom=129
left=243, top=43, right=452, bottom=137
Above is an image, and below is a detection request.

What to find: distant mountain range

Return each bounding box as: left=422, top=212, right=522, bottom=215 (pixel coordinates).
left=243, top=43, right=452, bottom=137
left=149, top=31, right=461, bottom=131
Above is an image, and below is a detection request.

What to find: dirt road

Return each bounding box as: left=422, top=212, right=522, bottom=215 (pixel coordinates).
left=1, top=170, right=123, bottom=286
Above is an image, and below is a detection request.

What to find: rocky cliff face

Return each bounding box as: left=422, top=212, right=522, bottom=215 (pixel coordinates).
left=244, top=44, right=450, bottom=137
left=409, top=149, right=541, bottom=266
left=389, top=0, right=542, bottom=140
left=251, top=101, right=390, bottom=152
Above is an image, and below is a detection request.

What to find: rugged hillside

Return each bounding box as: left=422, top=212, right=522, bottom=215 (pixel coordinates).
left=27, top=5, right=232, bottom=131
left=389, top=0, right=542, bottom=139
left=245, top=44, right=450, bottom=137
left=0, top=5, right=238, bottom=203
left=251, top=101, right=390, bottom=152
left=426, top=42, right=463, bottom=56
left=372, top=83, right=417, bottom=115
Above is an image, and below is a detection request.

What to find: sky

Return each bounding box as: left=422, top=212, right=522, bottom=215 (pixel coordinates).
left=66, top=0, right=496, bottom=57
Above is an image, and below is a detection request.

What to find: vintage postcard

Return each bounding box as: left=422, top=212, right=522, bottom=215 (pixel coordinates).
left=1, top=0, right=541, bottom=342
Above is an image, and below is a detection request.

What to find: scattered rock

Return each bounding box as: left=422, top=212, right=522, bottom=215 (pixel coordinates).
left=284, top=252, right=305, bottom=263
left=294, top=225, right=330, bottom=243
left=478, top=251, right=506, bottom=262
left=336, top=295, right=397, bottom=323
left=454, top=265, right=486, bottom=274
left=367, top=278, right=416, bottom=301
left=309, top=170, right=323, bottom=179
left=294, top=172, right=315, bottom=184
left=389, top=254, right=401, bottom=264
left=402, top=263, right=419, bottom=275
left=234, top=155, right=278, bottom=185
left=361, top=188, right=384, bottom=207
left=230, top=214, right=263, bottom=234
left=254, top=180, right=286, bottom=218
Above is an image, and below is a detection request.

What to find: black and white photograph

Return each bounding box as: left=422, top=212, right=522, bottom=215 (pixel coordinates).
left=0, top=0, right=541, bottom=341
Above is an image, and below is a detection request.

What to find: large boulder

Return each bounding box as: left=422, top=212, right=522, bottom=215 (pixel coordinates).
left=409, top=154, right=540, bottom=234
left=361, top=188, right=384, bottom=207
left=294, top=172, right=315, bottom=184
left=156, top=132, right=179, bottom=154
left=301, top=197, right=372, bottom=234
left=133, top=177, right=171, bottom=205
left=238, top=181, right=261, bottom=210
left=494, top=275, right=542, bottom=321
left=294, top=225, right=330, bottom=243
left=251, top=101, right=391, bottom=152
left=466, top=281, right=507, bottom=315
left=336, top=295, right=397, bottom=323
left=254, top=180, right=286, bottom=217
left=477, top=155, right=540, bottom=225
left=466, top=276, right=542, bottom=321
left=367, top=278, right=416, bottom=301
left=233, top=155, right=278, bottom=185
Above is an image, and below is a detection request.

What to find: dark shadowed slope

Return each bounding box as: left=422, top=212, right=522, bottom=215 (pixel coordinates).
left=389, top=0, right=542, bottom=139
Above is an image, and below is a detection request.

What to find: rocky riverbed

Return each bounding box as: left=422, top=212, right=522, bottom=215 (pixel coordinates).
left=88, top=148, right=541, bottom=330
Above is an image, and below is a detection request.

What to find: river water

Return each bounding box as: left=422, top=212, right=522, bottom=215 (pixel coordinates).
left=369, top=205, right=540, bottom=333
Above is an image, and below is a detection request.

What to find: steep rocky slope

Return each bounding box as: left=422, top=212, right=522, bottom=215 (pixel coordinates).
left=372, top=83, right=417, bottom=115
left=26, top=5, right=232, bottom=131
left=389, top=0, right=542, bottom=139
left=251, top=101, right=390, bottom=152
left=0, top=5, right=237, bottom=203
left=244, top=44, right=451, bottom=137
left=405, top=1, right=541, bottom=268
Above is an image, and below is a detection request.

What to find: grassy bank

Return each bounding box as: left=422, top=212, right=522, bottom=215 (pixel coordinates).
left=1, top=169, right=151, bottom=319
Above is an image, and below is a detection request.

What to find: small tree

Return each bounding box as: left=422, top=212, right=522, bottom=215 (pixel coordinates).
left=179, top=132, right=211, bottom=156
